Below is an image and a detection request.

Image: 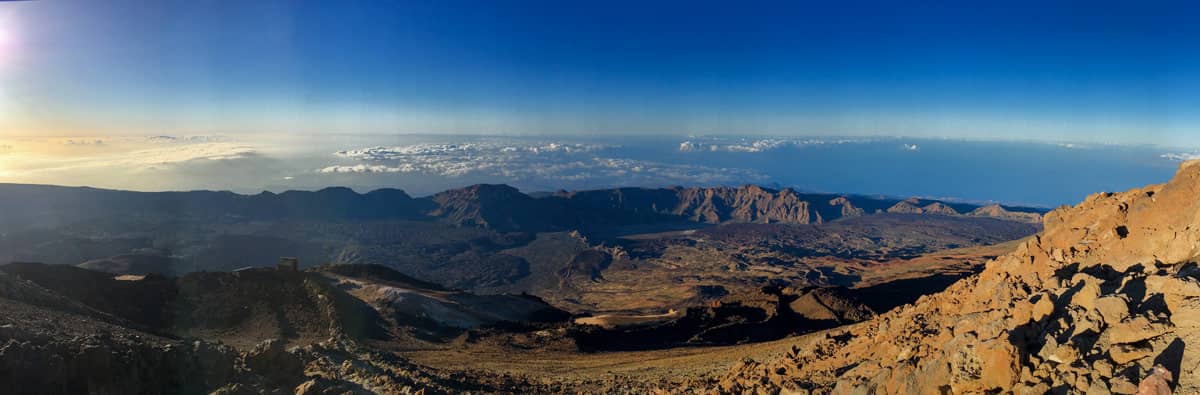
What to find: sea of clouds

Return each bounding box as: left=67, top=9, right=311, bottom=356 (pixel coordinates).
left=316, top=140, right=764, bottom=187
left=0, top=134, right=1191, bottom=205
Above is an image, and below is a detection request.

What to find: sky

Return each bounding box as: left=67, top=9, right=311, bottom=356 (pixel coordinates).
left=0, top=1, right=1197, bottom=204
left=0, top=0, right=1197, bottom=146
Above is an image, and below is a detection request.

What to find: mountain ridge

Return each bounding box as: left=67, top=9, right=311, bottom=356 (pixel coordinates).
left=0, top=182, right=1045, bottom=234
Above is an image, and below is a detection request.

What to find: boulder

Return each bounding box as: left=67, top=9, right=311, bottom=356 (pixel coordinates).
left=1108, top=317, right=1171, bottom=345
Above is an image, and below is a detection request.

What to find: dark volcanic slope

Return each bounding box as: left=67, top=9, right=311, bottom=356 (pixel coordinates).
left=0, top=262, right=177, bottom=330
left=0, top=262, right=568, bottom=348
left=0, top=268, right=548, bottom=395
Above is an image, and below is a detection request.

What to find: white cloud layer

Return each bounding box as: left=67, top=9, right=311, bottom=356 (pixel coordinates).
left=335, top=142, right=610, bottom=161
left=320, top=140, right=763, bottom=185
left=1161, top=152, right=1200, bottom=162
left=677, top=137, right=879, bottom=153
left=0, top=136, right=260, bottom=180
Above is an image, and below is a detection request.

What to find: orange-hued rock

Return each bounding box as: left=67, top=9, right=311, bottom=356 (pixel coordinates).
left=886, top=199, right=925, bottom=214
left=920, top=202, right=960, bottom=215
left=718, top=160, right=1200, bottom=394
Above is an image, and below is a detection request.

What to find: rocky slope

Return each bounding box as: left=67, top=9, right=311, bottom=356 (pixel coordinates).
left=318, top=264, right=569, bottom=340
left=0, top=282, right=527, bottom=394
left=0, top=262, right=567, bottom=346
left=0, top=264, right=575, bottom=394
left=719, top=160, right=1200, bottom=394
left=569, top=285, right=877, bottom=352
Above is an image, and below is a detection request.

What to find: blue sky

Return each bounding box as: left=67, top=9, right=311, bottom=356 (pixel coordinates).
left=0, top=0, right=1197, bottom=146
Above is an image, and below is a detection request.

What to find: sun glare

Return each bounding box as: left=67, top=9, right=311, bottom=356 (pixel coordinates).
left=0, top=12, right=15, bottom=67
left=0, top=19, right=11, bottom=65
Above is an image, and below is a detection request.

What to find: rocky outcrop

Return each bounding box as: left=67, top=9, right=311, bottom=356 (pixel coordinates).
left=828, top=197, right=866, bottom=219
left=883, top=198, right=1049, bottom=224
left=719, top=160, right=1200, bottom=394
left=970, top=203, right=1045, bottom=224
left=919, top=202, right=960, bottom=215
left=673, top=185, right=815, bottom=224
left=885, top=198, right=926, bottom=214
left=886, top=198, right=960, bottom=216
left=788, top=287, right=876, bottom=325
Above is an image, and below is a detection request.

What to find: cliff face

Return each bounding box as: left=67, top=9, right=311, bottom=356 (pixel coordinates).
left=557, top=185, right=1016, bottom=226
left=424, top=184, right=824, bottom=229
left=427, top=184, right=552, bottom=231
left=672, top=185, right=815, bottom=224
left=721, top=160, right=1200, bottom=394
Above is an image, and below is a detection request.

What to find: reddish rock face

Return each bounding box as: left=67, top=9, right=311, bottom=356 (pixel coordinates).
left=718, top=160, right=1200, bottom=394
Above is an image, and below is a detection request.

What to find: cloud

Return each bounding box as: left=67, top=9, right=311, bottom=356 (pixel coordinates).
left=678, top=137, right=880, bottom=153
left=4, top=135, right=766, bottom=194
left=1161, top=152, right=1200, bottom=162
left=63, top=139, right=105, bottom=146
left=146, top=135, right=229, bottom=144
left=319, top=139, right=764, bottom=187
left=0, top=137, right=259, bottom=177
left=119, top=142, right=257, bottom=167
left=335, top=142, right=611, bottom=161
left=318, top=164, right=416, bottom=174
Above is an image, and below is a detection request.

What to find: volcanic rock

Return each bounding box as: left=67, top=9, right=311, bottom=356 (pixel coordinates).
left=717, top=159, right=1200, bottom=394
left=969, top=203, right=1045, bottom=224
